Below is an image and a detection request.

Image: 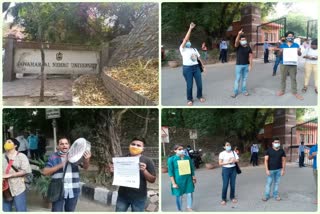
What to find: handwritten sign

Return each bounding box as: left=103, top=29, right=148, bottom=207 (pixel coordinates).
left=177, top=160, right=191, bottom=175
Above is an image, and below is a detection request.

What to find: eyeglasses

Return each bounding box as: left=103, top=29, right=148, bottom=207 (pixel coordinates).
left=131, top=143, right=142, bottom=147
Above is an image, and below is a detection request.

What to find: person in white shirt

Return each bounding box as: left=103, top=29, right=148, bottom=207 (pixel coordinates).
left=15, top=130, right=29, bottom=156
left=219, top=142, right=239, bottom=206
left=302, top=39, right=318, bottom=94
left=179, top=22, right=206, bottom=106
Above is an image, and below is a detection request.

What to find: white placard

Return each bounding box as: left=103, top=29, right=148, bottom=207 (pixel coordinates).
left=112, top=157, right=140, bottom=189
left=14, top=49, right=100, bottom=74
left=283, top=48, right=298, bottom=65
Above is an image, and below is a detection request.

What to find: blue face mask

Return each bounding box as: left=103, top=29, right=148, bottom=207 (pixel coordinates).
left=185, top=41, right=192, bottom=48
left=225, top=146, right=231, bottom=151
left=286, top=37, right=294, bottom=42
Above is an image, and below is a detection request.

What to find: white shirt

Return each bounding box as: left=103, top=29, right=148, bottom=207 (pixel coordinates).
left=219, top=150, right=239, bottom=168
left=179, top=46, right=200, bottom=66
left=16, top=135, right=29, bottom=151
left=303, top=48, right=318, bottom=65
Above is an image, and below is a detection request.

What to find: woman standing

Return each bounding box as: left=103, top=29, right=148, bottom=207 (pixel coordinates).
left=2, top=138, right=32, bottom=212
left=168, top=144, right=196, bottom=211
left=180, top=22, right=206, bottom=106
left=219, top=142, right=239, bottom=205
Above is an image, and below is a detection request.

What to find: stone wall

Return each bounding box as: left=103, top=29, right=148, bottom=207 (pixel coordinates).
left=106, top=4, right=159, bottom=67
left=101, top=69, right=156, bottom=106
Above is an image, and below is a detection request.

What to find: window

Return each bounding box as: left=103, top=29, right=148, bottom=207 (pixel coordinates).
left=264, top=33, right=268, bottom=41
left=300, top=134, right=304, bottom=142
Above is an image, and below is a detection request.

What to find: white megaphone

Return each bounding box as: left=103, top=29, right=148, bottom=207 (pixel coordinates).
left=68, top=138, right=91, bottom=164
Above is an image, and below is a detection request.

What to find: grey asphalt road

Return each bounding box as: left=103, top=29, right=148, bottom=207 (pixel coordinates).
left=161, top=58, right=317, bottom=106
left=161, top=163, right=317, bottom=212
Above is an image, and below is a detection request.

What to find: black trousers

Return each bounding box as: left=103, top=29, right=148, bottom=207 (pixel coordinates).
left=299, top=152, right=305, bottom=167
left=251, top=152, right=258, bottom=166
left=264, top=49, right=269, bottom=63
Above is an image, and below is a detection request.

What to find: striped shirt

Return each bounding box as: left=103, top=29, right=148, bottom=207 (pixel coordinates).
left=46, top=152, right=80, bottom=199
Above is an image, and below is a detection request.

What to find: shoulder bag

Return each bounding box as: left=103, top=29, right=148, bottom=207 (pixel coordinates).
left=193, top=48, right=204, bottom=72
left=47, top=162, right=69, bottom=202
left=232, top=151, right=242, bottom=174
left=3, top=156, right=15, bottom=201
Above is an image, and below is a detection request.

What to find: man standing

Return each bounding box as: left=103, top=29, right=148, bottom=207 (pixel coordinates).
left=201, top=42, right=208, bottom=61
left=277, top=31, right=303, bottom=100
left=43, top=137, right=91, bottom=212
left=298, top=141, right=309, bottom=167
left=27, top=130, right=39, bottom=160
left=308, top=144, right=317, bottom=204
left=231, top=29, right=253, bottom=98
left=263, top=137, right=286, bottom=201
left=263, top=39, right=271, bottom=63
left=250, top=143, right=259, bottom=166
left=16, top=130, right=29, bottom=156
left=219, top=39, right=228, bottom=63
left=111, top=137, right=156, bottom=212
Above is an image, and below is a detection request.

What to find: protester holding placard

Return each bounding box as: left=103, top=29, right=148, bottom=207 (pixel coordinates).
left=277, top=31, right=303, bottom=100
left=110, top=137, right=156, bottom=212
left=167, top=144, right=196, bottom=212
left=42, top=137, right=91, bottom=212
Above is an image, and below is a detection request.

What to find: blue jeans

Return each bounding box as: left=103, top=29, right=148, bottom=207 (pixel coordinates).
left=183, top=65, right=203, bottom=101
left=115, top=195, right=146, bottom=212
left=3, top=190, right=27, bottom=211
left=52, top=196, right=79, bottom=212
left=233, top=65, right=249, bottom=94
left=221, top=167, right=237, bottom=201
left=264, top=169, right=281, bottom=199
left=175, top=193, right=193, bottom=211
left=273, top=56, right=281, bottom=73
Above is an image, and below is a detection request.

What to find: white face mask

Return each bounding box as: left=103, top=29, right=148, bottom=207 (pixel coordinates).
left=240, top=40, right=247, bottom=46
left=176, top=150, right=185, bottom=156
left=273, top=143, right=280, bottom=148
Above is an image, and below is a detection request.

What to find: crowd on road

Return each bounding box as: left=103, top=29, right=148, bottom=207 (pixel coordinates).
left=176, top=22, right=318, bottom=106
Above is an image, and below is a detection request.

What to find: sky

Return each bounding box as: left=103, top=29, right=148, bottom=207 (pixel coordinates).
left=271, top=2, right=318, bottom=19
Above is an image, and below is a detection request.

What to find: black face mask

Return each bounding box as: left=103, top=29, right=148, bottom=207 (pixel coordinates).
left=281, top=39, right=286, bottom=43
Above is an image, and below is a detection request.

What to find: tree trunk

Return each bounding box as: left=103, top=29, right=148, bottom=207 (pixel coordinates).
left=142, top=109, right=150, bottom=138
left=38, top=25, right=45, bottom=102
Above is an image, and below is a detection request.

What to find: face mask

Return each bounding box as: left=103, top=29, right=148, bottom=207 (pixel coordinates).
left=240, top=40, right=247, bottom=46
left=4, top=140, right=15, bottom=151
left=225, top=146, right=231, bottom=151
left=58, top=150, right=68, bottom=156
left=273, top=143, right=280, bottom=148
left=129, top=146, right=143, bottom=155
left=176, top=150, right=185, bottom=156
left=281, top=39, right=286, bottom=43
left=185, top=41, right=192, bottom=48
left=286, top=37, right=294, bottom=42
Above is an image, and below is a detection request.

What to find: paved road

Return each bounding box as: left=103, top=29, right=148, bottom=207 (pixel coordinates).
left=161, top=58, right=317, bottom=106
left=27, top=189, right=114, bottom=212
left=161, top=163, right=317, bottom=212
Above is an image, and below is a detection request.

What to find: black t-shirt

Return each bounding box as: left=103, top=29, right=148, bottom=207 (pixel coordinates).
left=236, top=45, right=252, bottom=65
left=118, top=155, right=156, bottom=200
left=265, top=148, right=286, bottom=170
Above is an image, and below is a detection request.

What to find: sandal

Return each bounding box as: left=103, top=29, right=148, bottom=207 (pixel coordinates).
left=315, top=89, right=318, bottom=94
left=293, top=93, right=304, bottom=100
left=275, top=196, right=281, bottom=201
left=232, top=198, right=238, bottom=203
left=301, top=87, right=307, bottom=93
left=220, top=200, right=226, bottom=205
left=262, top=197, right=268, bottom=202
left=243, top=92, right=249, bottom=96
left=231, top=94, right=237, bottom=98
left=199, top=97, right=206, bottom=103
left=187, top=101, right=193, bottom=106
left=277, top=91, right=284, bottom=96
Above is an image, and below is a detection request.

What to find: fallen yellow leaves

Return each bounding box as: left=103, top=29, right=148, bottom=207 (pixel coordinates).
left=107, top=59, right=159, bottom=104
left=73, top=74, right=119, bottom=106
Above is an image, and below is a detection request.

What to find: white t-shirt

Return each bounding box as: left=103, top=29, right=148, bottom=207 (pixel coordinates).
left=303, top=48, right=318, bottom=65
left=219, top=150, right=239, bottom=168
left=179, top=46, right=200, bottom=66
